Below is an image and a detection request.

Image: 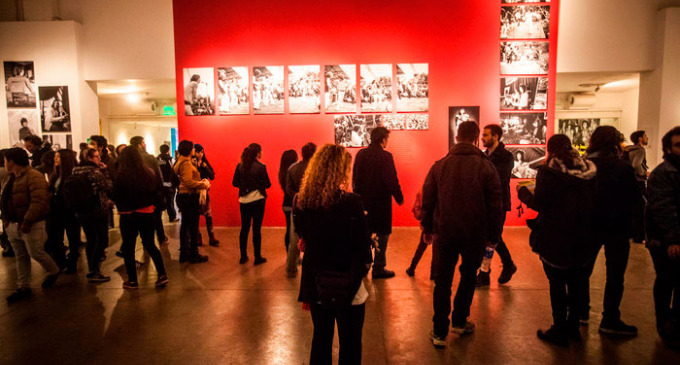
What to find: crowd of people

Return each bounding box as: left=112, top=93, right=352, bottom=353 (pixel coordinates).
left=2, top=121, right=679, bottom=363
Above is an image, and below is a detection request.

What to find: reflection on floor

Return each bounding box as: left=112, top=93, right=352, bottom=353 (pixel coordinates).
left=0, top=226, right=678, bottom=364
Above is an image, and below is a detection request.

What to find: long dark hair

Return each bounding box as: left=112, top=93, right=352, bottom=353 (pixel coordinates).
left=241, top=143, right=261, bottom=175
left=40, top=150, right=56, bottom=175
left=115, top=146, right=155, bottom=192
left=50, top=149, right=77, bottom=190
left=278, top=150, right=298, bottom=189
left=194, top=144, right=213, bottom=171
left=547, top=134, right=576, bottom=170
left=586, top=126, right=623, bottom=156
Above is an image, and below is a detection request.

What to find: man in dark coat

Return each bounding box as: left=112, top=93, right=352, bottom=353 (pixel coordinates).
left=476, top=124, right=517, bottom=287
left=421, top=121, right=503, bottom=347
left=22, top=135, right=51, bottom=169
left=646, top=126, right=680, bottom=344
left=352, top=127, right=404, bottom=279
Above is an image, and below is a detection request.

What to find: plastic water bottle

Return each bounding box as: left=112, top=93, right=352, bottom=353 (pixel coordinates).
left=479, top=245, right=495, bottom=273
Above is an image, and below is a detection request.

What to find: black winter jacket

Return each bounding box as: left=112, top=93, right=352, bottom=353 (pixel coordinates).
left=646, top=156, right=680, bottom=250
left=352, top=143, right=404, bottom=234
left=111, top=167, right=161, bottom=213
left=421, top=143, right=503, bottom=246
left=487, top=143, right=514, bottom=212
left=232, top=160, right=271, bottom=198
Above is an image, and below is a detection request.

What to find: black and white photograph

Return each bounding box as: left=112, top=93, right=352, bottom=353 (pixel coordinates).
left=500, top=112, right=547, bottom=144
left=396, top=63, right=428, bottom=112
left=558, top=118, right=601, bottom=152
left=253, top=66, right=284, bottom=114
left=325, top=65, right=357, bottom=113
left=379, top=114, right=405, bottom=130
left=507, top=147, right=545, bottom=179
left=4, top=61, right=37, bottom=108
left=39, top=86, right=71, bottom=132
left=288, top=65, right=320, bottom=114
left=43, top=133, right=73, bottom=151
left=7, top=109, right=39, bottom=147
left=500, top=41, right=549, bottom=75
left=360, top=64, right=393, bottom=112
left=449, top=106, right=480, bottom=150
left=405, top=114, right=429, bottom=131
left=217, top=67, right=249, bottom=115
left=500, top=77, right=548, bottom=110
left=501, top=6, right=550, bottom=39
left=334, top=114, right=380, bottom=148
left=502, top=0, right=550, bottom=3
left=183, top=67, right=214, bottom=115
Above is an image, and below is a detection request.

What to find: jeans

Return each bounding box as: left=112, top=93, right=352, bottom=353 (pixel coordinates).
left=119, top=213, right=166, bottom=283
left=648, top=246, right=680, bottom=330
left=163, top=186, right=177, bottom=221
left=285, top=210, right=300, bottom=276
left=78, top=213, right=109, bottom=274
left=239, top=199, right=265, bottom=259
left=543, top=262, right=586, bottom=330
left=310, top=303, right=365, bottom=365
left=45, top=200, right=81, bottom=269
left=176, top=193, right=200, bottom=256
left=487, top=212, right=513, bottom=266
left=408, top=232, right=438, bottom=279
left=373, top=234, right=390, bottom=272
left=432, top=239, right=484, bottom=337
left=583, top=235, right=630, bottom=320
left=7, top=221, right=59, bottom=288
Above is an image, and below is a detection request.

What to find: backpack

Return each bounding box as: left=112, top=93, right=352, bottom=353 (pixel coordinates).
left=63, top=173, right=96, bottom=214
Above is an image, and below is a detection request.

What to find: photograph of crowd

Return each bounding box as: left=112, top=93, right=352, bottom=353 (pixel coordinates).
left=8, top=109, right=39, bottom=147
left=253, top=66, right=284, bottom=114
left=360, top=64, right=393, bottom=112
left=183, top=68, right=214, bottom=116
left=500, top=77, right=548, bottom=110
left=500, top=41, right=549, bottom=75
left=288, top=65, right=320, bottom=114
left=334, top=114, right=380, bottom=148
left=217, top=67, right=249, bottom=115
left=507, top=147, right=545, bottom=179
left=502, top=0, right=550, bottom=3
left=39, top=86, right=71, bottom=132
left=325, top=65, right=357, bottom=113
left=558, top=118, right=601, bottom=152
left=501, top=6, right=550, bottom=39
left=500, top=112, right=547, bottom=144
left=405, top=114, right=429, bottom=131
left=4, top=61, right=37, bottom=108
left=396, top=63, right=428, bottom=112
left=379, top=114, right=405, bottom=130
left=449, top=106, right=480, bottom=149
left=43, top=133, right=73, bottom=151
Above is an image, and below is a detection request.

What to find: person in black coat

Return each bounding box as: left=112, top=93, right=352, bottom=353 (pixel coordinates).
left=194, top=144, right=218, bottom=246
left=293, top=144, right=373, bottom=365
left=518, top=134, right=597, bottom=347
left=352, top=127, right=404, bottom=279
left=476, top=124, right=517, bottom=287
left=232, top=143, right=271, bottom=265
left=421, top=121, right=503, bottom=347
left=583, top=126, right=642, bottom=336
left=646, top=126, right=680, bottom=344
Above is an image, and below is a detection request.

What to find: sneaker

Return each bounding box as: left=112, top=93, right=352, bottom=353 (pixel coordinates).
left=88, top=273, right=111, bottom=283
left=188, top=254, right=209, bottom=264
left=209, top=238, right=220, bottom=247
left=122, top=281, right=138, bottom=290
left=537, top=326, right=568, bottom=347
left=599, top=318, right=638, bottom=336
left=498, top=263, right=517, bottom=285
left=451, top=321, right=476, bottom=335
left=239, top=256, right=249, bottom=264
left=254, top=257, right=267, bottom=266
left=42, top=272, right=60, bottom=289
left=475, top=270, right=490, bottom=287
left=406, top=267, right=415, bottom=277
left=372, top=269, right=396, bottom=279
left=429, top=330, right=446, bottom=348
left=6, top=288, right=31, bottom=303
left=155, top=275, right=170, bottom=287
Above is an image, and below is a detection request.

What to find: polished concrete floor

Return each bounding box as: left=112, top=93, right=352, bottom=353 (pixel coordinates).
left=0, top=224, right=678, bottom=364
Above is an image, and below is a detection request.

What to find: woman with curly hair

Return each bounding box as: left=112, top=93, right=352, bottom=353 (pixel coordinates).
left=293, top=144, right=373, bottom=364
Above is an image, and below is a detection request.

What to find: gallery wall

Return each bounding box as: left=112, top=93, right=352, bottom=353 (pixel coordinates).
left=172, top=0, right=560, bottom=227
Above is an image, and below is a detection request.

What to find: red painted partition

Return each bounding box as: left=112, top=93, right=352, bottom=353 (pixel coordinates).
left=172, top=0, right=559, bottom=227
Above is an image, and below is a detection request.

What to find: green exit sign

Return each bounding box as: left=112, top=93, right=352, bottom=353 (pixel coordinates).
left=162, top=105, right=177, bottom=116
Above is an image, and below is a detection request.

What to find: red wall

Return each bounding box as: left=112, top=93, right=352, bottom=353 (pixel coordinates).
left=172, top=0, right=559, bottom=227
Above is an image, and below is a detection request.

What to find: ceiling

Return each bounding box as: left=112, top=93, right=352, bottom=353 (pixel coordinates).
left=555, top=72, right=639, bottom=94
left=95, top=79, right=177, bottom=100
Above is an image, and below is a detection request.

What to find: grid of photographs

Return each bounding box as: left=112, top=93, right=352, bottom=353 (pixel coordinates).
left=501, top=1, right=551, bottom=175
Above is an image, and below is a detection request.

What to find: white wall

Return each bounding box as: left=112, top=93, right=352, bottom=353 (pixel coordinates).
left=0, top=21, right=98, bottom=148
